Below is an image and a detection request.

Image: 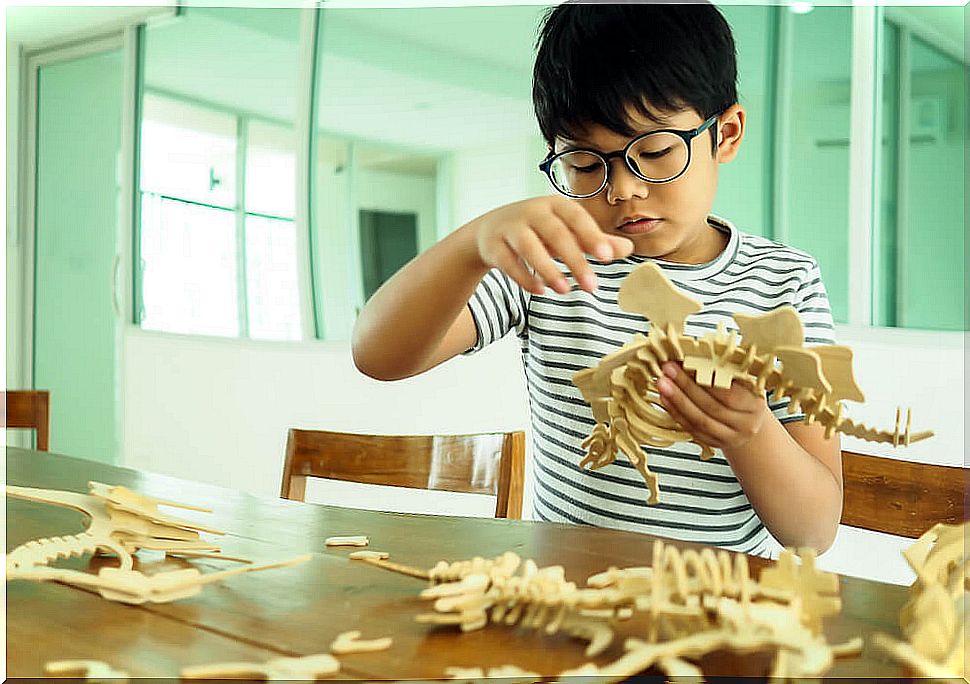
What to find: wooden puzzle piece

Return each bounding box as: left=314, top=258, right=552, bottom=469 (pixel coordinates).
left=772, top=345, right=833, bottom=413
left=445, top=664, right=540, bottom=681
left=617, top=263, right=702, bottom=334
left=733, top=307, right=804, bottom=354
left=325, top=535, right=369, bottom=547
left=88, top=481, right=222, bottom=534
left=330, top=630, right=393, bottom=654
left=6, top=483, right=223, bottom=572
left=181, top=653, right=340, bottom=680
left=758, top=548, right=840, bottom=635
left=888, top=521, right=969, bottom=679
left=872, top=632, right=957, bottom=679
left=349, top=550, right=390, bottom=560
left=45, top=659, right=129, bottom=682
left=810, top=345, right=865, bottom=403
left=11, top=554, right=311, bottom=605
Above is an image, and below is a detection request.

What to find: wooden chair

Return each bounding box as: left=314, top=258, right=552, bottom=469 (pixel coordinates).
left=3, top=390, right=50, bottom=451
left=281, top=429, right=526, bottom=519
left=840, top=450, right=967, bottom=538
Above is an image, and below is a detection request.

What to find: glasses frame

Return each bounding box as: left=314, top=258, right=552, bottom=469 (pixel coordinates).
left=538, top=112, right=721, bottom=199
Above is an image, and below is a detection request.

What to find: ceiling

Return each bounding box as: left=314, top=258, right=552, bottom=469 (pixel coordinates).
left=6, top=3, right=964, bottom=156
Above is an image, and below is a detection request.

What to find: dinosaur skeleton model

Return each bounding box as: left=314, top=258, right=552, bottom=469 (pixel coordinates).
left=400, top=541, right=861, bottom=680
left=7, top=482, right=309, bottom=604
left=873, top=521, right=968, bottom=679
left=572, top=262, right=934, bottom=503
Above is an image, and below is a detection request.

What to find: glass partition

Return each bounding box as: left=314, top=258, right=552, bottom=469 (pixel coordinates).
left=894, top=36, right=966, bottom=330
left=137, top=7, right=303, bottom=339
left=128, top=4, right=963, bottom=340
left=781, top=6, right=853, bottom=324
left=310, top=5, right=550, bottom=340
left=713, top=5, right=775, bottom=237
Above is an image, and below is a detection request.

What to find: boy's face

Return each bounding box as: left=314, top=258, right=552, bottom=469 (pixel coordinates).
left=554, top=104, right=745, bottom=263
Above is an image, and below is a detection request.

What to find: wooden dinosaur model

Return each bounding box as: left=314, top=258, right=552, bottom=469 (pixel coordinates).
left=572, top=262, right=934, bottom=503
left=7, top=482, right=310, bottom=604
left=873, top=521, right=968, bottom=679
left=370, top=541, right=860, bottom=679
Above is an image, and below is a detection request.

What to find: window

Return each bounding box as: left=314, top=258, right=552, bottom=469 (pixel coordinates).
left=874, top=27, right=966, bottom=330
left=781, top=6, right=853, bottom=324
left=130, top=5, right=964, bottom=340
left=136, top=7, right=303, bottom=340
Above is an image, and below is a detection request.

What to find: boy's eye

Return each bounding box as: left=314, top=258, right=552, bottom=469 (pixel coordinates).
left=569, top=163, right=601, bottom=174
left=638, top=147, right=673, bottom=160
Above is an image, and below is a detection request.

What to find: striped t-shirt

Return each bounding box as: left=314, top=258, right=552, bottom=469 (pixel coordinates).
left=465, top=214, right=836, bottom=556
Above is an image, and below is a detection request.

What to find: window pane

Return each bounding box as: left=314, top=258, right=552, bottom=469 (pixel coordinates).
left=311, top=6, right=550, bottom=340
left=713, top=5, right=775, bottom=237
left=246, top=119, right=296, bottom=219
left=138, top=6, right=303, bottom=338
left=784, top=6, right=852, bottom=323
left=140, top=195, right=239, bottom=336
left=245, top=215, right=301, bottom=340
left=141, top=94, right=237, bottom=209
left=897, top=36, right=966, bottom=330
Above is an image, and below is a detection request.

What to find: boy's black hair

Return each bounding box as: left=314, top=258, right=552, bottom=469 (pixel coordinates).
left=533, top=0, right=738, bottom=147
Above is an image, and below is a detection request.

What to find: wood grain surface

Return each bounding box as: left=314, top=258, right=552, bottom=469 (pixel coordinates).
left=7, top=447, right=913, bottom=680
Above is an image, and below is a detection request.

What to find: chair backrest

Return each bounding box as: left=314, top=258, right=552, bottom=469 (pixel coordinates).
left=841, top=450, right=967, bottom=538
left=3, top=390, right=50, bottom=451
left=281, top=429, right=526, bottom=519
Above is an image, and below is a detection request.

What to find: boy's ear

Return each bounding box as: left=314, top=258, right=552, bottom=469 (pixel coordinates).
left=716, top=104, right=745, bottom=163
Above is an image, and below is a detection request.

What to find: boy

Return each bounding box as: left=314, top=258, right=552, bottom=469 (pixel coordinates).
left=352, top=1, right=842, bottom=556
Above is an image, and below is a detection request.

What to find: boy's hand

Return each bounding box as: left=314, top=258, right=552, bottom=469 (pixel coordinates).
left=471, top=196, right=634, bottom=295
left=657, top=361, right=770, bottom=450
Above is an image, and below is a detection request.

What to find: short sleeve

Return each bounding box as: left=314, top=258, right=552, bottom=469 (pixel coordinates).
left=463, top=269, right=529, bottom=355
left=771, top=258, right=837, bottom=425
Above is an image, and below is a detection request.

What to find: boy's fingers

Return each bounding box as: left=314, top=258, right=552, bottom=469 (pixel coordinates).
left=659, top=375, right=731, bottom=445
left=492, top=241, right=544, bottom=294
left=664, top=363, right=745, bottom=425
left=606, top=235, right=635, bottom=258
left=507, top=231, right=568, bottom=294
left=534, top=219, right=596, bottom=292
left=551, top=200, right=612, bottom=261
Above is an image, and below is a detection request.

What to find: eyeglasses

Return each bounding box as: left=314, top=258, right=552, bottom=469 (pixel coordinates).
left=538, top=113, right=720, bottom=199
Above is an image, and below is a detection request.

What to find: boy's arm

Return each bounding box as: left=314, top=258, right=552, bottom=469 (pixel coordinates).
left=352, top=196, right=632, bottom=381
left=351, top=224, right=485, bottom=381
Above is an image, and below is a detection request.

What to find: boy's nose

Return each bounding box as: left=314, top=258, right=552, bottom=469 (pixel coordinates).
left=605, top=159, right=650, bottom=204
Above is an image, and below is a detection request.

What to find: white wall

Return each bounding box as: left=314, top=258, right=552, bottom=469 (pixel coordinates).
left=450, top=136, right=548, bottom=228
left=121, top=326, right=533, bottom=509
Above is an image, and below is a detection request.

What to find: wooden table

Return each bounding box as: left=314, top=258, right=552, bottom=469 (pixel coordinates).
left=7, top=447, right=913, bottom=680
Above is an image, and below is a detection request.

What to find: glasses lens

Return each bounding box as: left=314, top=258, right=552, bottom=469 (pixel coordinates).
left=627, top=132, right=689, bottom=182
left=549, top=151, right=606, bottom=197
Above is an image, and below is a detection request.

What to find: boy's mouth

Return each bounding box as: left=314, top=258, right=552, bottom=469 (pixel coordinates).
left=617, top=217, right=662, bottom=235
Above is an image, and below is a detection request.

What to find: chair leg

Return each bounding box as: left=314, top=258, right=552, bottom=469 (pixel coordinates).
left=283, top=475, right=308, bottom=502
